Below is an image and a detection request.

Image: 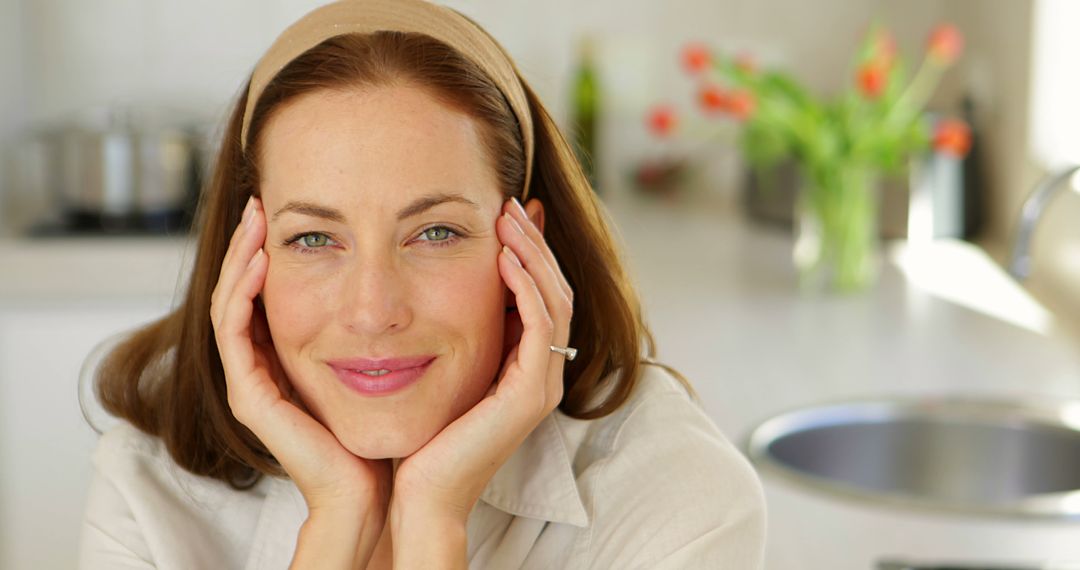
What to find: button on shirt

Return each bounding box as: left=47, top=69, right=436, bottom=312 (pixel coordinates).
left=78, top=363, right=767, bottom=569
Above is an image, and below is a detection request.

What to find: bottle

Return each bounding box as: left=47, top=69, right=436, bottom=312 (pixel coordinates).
left=570, top=35, right=600, bottom=192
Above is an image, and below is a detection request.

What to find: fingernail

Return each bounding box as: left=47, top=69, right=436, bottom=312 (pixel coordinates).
left=511, top=196, right=527, bottom=218
left=503, top=245, right=522, bottom=267
left=246, top=202, right=260, bottom=229
left=504, top=212, right=525, bottom=235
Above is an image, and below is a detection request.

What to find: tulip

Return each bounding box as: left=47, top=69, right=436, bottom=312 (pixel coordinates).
left=856, top=60, right=888, bottom=99
left=932, top=118, right=971, bottom=158
left=698, top=84, right=729, bottom=114
left=681, top=43, right=711, bottom=75
left=647, top=105, right=678, bottom=137
left=872, top=29, right=897, bottom=68
left=927, top=24, right=963, bottom=65
left=726, top=90, right=756, bottom=120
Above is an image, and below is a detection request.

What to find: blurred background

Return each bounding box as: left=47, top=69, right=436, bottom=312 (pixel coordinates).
left=2, top=0, right=1080, bottom=569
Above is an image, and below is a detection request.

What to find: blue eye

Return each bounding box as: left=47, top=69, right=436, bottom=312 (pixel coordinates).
left=417, top=225, right=463, bottom=248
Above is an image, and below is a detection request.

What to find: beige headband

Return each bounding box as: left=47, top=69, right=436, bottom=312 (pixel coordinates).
left=240, top=0, right=534, bottom=198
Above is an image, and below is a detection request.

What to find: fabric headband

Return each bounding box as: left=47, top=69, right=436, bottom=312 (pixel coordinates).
left=240, top=0, right=534, bottom=198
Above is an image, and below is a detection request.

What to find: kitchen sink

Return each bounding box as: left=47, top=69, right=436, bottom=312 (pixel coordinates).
left=746, top=397, right=1080, bottom=518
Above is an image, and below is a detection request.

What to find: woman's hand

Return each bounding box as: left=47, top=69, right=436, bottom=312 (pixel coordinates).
left=209, top=196, right=392, bottom=569
left=390, top=197, right=574, bottom=567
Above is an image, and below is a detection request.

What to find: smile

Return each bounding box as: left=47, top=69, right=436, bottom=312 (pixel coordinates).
left=328, top=357, right=435, bottom=396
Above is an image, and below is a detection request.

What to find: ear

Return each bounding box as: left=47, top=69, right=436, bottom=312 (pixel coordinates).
left=522, top=198, right=545, bottom=234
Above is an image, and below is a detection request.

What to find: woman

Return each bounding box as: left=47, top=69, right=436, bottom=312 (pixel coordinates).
left=78, top=0, right=766, bottom=568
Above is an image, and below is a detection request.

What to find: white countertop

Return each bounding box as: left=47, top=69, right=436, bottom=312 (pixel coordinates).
left=0, top=234, right=195, bottom=307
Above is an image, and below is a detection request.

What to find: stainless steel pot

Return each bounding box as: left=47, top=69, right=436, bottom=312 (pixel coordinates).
left=12, top=109, right=207, bottom=235
left=55, top=124, right=138, bottom=228
left=133, top=127, right=201, bottom=231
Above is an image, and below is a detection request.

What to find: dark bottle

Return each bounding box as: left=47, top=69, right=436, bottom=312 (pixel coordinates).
left=570, top=35, right=600, bottom=192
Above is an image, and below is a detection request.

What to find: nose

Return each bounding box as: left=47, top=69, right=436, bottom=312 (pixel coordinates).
left=339, top=252, right=413, bottom=335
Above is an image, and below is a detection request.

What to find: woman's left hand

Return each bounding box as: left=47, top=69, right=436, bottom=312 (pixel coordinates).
left=390, top=196, right=574, bottom=539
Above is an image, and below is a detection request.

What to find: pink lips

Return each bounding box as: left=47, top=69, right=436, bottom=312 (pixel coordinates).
left=327, top=355, right=436, bottom=396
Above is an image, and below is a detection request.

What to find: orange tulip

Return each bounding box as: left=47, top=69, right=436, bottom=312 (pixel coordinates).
left=681, top=43, right=711, bottom=75
left=647, top=104, right=678, bottom=137
left=726, top=90, right=756, bottom=121
left=927, top=24, right=963, bottom=65
left=872, top=29, right=897, bottom=68
left=932, top=118, right=971, bottom=158
left=698, top=84, right=729, bottom=114
left=856, top=60, right=888, bottom=99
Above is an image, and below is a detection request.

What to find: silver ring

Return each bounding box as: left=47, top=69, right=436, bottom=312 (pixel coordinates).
left=549, top=345, right=578, bottom=361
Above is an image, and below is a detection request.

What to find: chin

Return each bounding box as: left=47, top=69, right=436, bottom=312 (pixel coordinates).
left=337, top=424, right=437, bottom=460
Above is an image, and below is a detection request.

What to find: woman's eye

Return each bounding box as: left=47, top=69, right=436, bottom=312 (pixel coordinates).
left=300, top=233, right=329, bottom=247
left=417, top=225, right=462, bottom=248
left=284, top=232, right=336, bottom=253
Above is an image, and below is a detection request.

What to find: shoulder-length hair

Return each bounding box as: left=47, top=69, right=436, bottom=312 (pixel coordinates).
left=90, top=31, right=690, bottom=489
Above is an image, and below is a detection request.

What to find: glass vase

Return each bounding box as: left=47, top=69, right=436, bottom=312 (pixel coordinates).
left=792, top=160, right=881, bottom=293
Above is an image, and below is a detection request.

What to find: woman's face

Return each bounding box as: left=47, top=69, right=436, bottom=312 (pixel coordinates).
left=257, top=84, right=520, bottom=459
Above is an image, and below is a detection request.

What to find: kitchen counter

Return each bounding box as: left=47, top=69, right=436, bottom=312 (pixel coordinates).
left=0, top=234, right=195, bottom=307
left=602, top=192, right=1080, bottom=568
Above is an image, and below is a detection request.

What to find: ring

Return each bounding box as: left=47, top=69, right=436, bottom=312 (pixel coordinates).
left=549, top=345, right=578, bottom=361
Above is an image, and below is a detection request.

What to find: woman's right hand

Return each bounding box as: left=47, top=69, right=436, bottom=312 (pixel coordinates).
left=210, top=196, right=392, bottom=569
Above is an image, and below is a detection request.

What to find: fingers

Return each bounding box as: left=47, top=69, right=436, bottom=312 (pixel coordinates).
left=220, top=248, right=267, bottom=352
left=503, top=199, right=574, bottom=309
left=497, top=198, right=574, bottom=412
left=209, top=196, right=272, bottom=422
left=218, top=249, right=270, bottom=421
left=498, top=207, right=573, bottom=344
left=211, top=197, right=266, bottom=325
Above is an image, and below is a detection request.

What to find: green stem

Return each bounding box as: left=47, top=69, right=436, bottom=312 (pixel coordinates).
left=798, top=160, right=878, bottom=292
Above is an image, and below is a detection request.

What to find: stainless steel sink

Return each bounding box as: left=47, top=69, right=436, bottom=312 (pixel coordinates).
left=746, top=397, right=1080, bottom=518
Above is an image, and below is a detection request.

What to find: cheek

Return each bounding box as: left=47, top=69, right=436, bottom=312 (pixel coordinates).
left=261, top=259, right=338, bottom=346
left=421, top=255, right=506, bottom=331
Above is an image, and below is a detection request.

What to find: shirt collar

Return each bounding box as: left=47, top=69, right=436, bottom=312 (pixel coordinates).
left=478, top=411, right=590, bottom=528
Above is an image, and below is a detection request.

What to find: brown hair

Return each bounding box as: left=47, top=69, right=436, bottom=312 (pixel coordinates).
left=90, top=31, right=691, bottom=489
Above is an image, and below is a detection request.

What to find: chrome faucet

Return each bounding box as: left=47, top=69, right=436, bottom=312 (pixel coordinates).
left=1007, top=164, right=1080, bottom=281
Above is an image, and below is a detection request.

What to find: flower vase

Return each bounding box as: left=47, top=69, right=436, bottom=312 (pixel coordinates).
left=792, top=160, right=881, bottom=293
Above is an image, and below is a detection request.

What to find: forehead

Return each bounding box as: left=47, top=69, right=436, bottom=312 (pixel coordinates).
left=256, top=84, right=501, bottom=210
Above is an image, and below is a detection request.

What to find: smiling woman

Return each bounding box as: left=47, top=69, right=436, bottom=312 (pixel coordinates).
left=258, top=85, right=517, bottom=461
left=76, top=1, right=765, bottom=569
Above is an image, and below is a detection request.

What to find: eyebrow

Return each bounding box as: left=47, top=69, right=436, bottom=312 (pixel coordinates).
left=271, top=192, right=480, bottom=223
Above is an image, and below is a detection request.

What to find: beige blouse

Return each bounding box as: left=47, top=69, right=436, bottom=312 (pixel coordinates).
left=78, top=363, right=766, bottom=569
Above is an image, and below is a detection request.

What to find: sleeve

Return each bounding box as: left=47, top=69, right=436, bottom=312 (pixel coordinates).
left=77, top=428, right=157, bottom=570
left=583, top=392, right=767, bottom=570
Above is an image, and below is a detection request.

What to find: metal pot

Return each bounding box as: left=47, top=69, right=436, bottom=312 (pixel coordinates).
left=55, top=124, right=138, bottom=230
left=12, top=108, right=207, bottom=235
